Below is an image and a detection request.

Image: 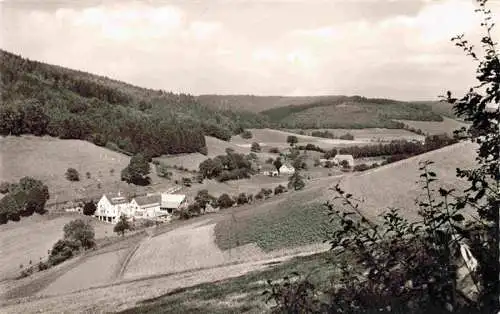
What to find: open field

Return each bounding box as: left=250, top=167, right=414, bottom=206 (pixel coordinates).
left=0, top=213, right=115, bottom=281
left=0, top=136, right=178, bottom=206
left=40, top=248, right=129, bottom=296
left=119, top=251, right=341, bottom=314
left=323, top=142, right=478, bottom=222
left=294, top=128, right=425, bottom=143
left=397, top=117, right=469, bottom=136
left=231, top=128, right=367, bottom=150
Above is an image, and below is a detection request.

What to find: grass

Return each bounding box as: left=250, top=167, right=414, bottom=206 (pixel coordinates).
left=318, top=142, right=478, bottom=223
left=0, top=135, right=177, bottom=206
left=0, top=212, right=114, bottom=281
left=293, top=128, right=425, bottom=143
left=118, top=251, right=338, bottom=314
left=396, top=117, right=470, bottom=136
left=40, top=248, right=130, bottom=296
left=215, top=190, right=334, bottom=252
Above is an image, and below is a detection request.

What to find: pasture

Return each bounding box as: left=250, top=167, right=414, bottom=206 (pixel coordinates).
left=0, top=135, right=178, bottom=205
left=322, top=142, right=478, bottom=222
left=294, top=128, right=425, bottom=143
left=397, top=117, right=469, bottom=136
left=39, top=248, right=129, bottom=296
left=0, top=213, right=114, bottom=280
left=231, top=128, right=367, bottom=150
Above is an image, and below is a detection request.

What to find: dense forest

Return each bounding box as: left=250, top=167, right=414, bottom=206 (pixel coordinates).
left=0, top=50, right=269, bottom=157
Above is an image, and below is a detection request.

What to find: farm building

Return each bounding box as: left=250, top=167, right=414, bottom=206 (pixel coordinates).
left=130, top=194, right=161, bottom=218
left=95, top=191, right=187, bottom=223
left=279, top=164, right=295, bottom=175
left=95, top=192, right=131, bottom=224
left=160, top=193, right=188, bottom=214
left=333, top=154, right=354, bottom=168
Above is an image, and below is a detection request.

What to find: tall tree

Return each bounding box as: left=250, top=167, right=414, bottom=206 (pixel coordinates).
left=121, top=154, right=151, bottom=185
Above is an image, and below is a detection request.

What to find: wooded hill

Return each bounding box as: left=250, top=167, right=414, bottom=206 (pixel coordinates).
left=0, top=50, right=269, bottom=157
left=198, top=94, right=456, bottom=129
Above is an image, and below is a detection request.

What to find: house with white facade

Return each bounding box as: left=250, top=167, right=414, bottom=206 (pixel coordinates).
left=129, top=194, right=161, bottom=219
left=95, top=192, right=131, bottom=224
left=279, top=164, right=295, bottom=175
left=333, top=154, right=355, bottom=168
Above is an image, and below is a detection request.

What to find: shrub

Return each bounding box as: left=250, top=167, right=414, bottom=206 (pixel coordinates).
left=182, top=177, right=192, bottom=187
left=236, top=193, right=249, bottom=205
left=274, top=184, right=286, bottom=195
left=0, top=181, right=10, bottom=194
left=251, top=142, right=261, bottom=152
left=286, top=135, right=298, bottom=146
left=187, top=202, right=201, bottom=216
left=241, top=130, right=253, bottom=139
left=266, top=157, right=274, bottom=164
left=65, top=168, right=80, bottom=181
left=339, top=133, right=355, bottom=140
left=269, top=147, right=280, bottom=154
left=85, top=171, right=91, bottom=179
left=353, top=163, right=370, bottom=172
left=255, top=192, right=264, bottom=200
left=217, top=194, right=235, bottom=209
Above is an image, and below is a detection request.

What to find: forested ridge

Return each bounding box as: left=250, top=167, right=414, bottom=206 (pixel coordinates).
left=0, top=50, right=269, bottom=157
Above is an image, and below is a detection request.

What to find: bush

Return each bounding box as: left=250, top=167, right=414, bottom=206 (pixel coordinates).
left=266, top=157, right=274, bottom=164
left=241, top=130, right=253, bottom=139
left=65, top=168, right=80, bottom=181
left=0, top=181, right=10, bottom=194
left=236, top=193, right=249, bottom=205
left=217, top=194, right=235, bottom=209
left=274, top=185, right=287, bottom=195
left=113, top=215, right=131, bottom=236
left=353, top=163, right=370, bottom=172
left=85, top=172, right=91, bottom=179
left=269, top=147, right=280, bottom=154
left=182, top=177, right=192, bottom=187
left=187, top=202, right=201, bottom=216
left=82, top=201, right=97, bottom=216
left=339, top=133, right=355, bottom=140
left=255, top=192, right=264, bottom=200
left=251, top=142, right=261, bottom=152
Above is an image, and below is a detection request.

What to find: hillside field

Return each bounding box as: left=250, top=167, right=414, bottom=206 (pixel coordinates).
left=0, top=136, right=177, bottom=205
left=0, top=213, right=114, bottom=281
left=397, top=117, right=470, bottom=136
left=323, top=141, right=478, bottom=222
left=292, top=128, right=424, bottom=143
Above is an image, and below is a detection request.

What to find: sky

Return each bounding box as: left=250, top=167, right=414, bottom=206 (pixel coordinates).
left=1, top=0, right=499, bottom=100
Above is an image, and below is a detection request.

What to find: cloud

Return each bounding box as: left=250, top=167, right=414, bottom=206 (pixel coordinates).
left=1, top=0, right=497, bottom=99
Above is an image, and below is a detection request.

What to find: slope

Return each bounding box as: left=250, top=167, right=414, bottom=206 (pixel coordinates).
left=0, top=50, right=268, bottom=157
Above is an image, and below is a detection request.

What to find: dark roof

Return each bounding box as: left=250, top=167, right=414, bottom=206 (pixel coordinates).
left=134, top=195, right=161, bottom=206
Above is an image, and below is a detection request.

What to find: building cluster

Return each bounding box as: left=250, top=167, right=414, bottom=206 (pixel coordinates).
left=95, top=189, right=187, bottom=224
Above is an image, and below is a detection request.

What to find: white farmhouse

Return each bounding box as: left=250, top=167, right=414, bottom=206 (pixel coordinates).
left=95, top=192, right=131, bottom=224
left=279, top=164, right=295, bottom=175
left=129, top=194, right=161, bottom=219
left=261, top=164, right=279, bottom=177
left=333, top=154, right=354, bottom=168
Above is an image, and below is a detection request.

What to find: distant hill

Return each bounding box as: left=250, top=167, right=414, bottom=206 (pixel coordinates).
left=0, top=50, right=269, bottom=157
left=197, top=94, right=458, bottom=129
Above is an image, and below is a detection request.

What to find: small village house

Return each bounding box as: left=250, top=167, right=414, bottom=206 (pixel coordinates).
left=279, top=164, right=295, bottom=175
left=160, top=193, right=188, bottom=215
left=333, top=154, right=355, bottom=168
left=261, top=164, right=279, bottom=177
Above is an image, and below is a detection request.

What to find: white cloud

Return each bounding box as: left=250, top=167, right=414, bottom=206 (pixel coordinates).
left=2, top=0, right=497, bottom=99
